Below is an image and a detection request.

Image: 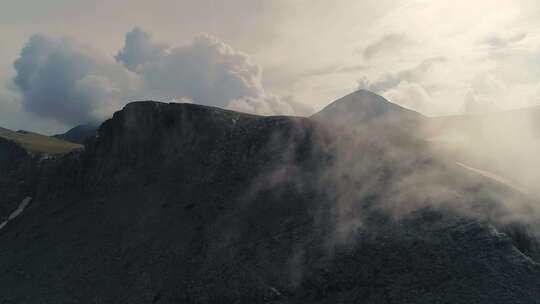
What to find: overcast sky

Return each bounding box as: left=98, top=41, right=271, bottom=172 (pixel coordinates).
left=2, top=0, right=540, bottom=133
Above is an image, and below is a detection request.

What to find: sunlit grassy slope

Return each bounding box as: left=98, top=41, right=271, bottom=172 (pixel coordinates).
left=0, top=127, right=82, bottom=155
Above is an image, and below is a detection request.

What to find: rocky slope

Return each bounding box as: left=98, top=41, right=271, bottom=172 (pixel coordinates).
left=0, top=98, right=539, bottom=303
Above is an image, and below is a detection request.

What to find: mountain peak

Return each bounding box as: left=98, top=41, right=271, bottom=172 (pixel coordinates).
left=312, top=90, right=424, bottom=130
left=351, top=89, right=388, bottom=99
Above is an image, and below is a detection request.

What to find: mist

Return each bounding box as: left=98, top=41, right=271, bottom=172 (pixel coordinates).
left=265, top=91, right=540, bottom=255
left=423, top=106, right=540, bottom=197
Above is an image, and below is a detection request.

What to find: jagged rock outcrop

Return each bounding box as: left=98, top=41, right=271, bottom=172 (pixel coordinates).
left=0, top=100, right=539, bottom=303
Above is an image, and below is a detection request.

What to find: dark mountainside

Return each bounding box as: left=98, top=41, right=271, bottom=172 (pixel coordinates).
left=53, top=123, right=99, bottom=145
left=0, top=94, right=540, bottom=303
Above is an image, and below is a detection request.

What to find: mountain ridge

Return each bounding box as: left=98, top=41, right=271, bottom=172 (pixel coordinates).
left=0, top=98, right=539, bottom=303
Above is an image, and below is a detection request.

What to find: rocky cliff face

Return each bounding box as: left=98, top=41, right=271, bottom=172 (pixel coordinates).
left=0, top=138, right=40, bottom=219
left=0, top=101, right=539, bottom=303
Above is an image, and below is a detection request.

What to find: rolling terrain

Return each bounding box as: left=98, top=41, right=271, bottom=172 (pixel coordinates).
left=0, top=126, right=82, bottom=155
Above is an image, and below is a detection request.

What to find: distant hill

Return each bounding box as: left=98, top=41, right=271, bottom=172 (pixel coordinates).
left=0, top=126, right=82, bottom=155
left=312, top=89, right=425, bottom=132
left=53, top=123, right=98, bottom=144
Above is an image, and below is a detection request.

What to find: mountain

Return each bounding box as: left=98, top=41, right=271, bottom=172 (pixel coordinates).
left=313, top=90, right=540, bottom=196
left=53, top=123, right=99, bottom=145
left=312, top=90, right=425, bottom=132
left=0, top=98, right=539, bottom=303
left=0, top=126, right=82, bottom=155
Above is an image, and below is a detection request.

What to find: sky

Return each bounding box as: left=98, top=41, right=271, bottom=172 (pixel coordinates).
left=2, top=0, right=540, bottom=133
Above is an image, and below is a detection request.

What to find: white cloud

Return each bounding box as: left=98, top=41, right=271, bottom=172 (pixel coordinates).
left=9, top=28, right=297, bottom=128
left=131, top=33, right=264, bottom=108
left=13, top=34, right=139, bottom=126
left=115, top=27, right=167, bottom=72
left=121, top=29, right=295, bottom=115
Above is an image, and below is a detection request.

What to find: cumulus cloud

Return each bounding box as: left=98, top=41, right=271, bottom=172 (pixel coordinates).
left=115, top=27, right=167, bottom=72
left=13, top=35, right=139, bottom=125
left=12, top=28, right=295, bottom=127
left=118, top=28, right=294, bottom=115
left=130, top=33, right=268, bottom=108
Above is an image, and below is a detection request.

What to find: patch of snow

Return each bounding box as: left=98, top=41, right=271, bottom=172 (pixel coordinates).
left=0, top=197, right=32, bottom=232
left=8, top=197, right=32, bottom=220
